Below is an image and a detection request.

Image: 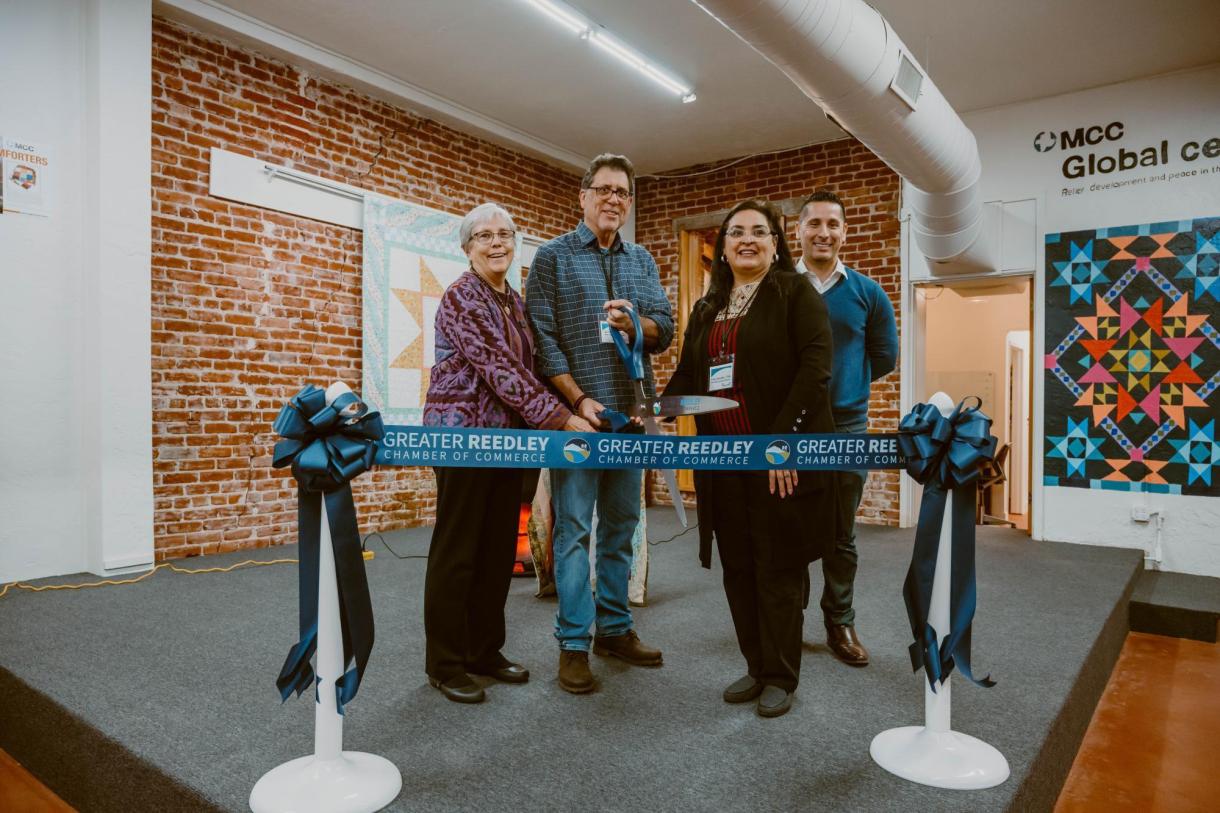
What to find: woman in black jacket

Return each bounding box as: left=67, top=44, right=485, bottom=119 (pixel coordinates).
left=665, top=199, right=838, bottom=718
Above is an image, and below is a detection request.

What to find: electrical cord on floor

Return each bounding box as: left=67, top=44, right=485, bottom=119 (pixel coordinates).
left=648, top=522, right=698, bottom=546
left=362, top=532, right=428, bottom=560
left=1, top=519, right=689, bottom=600
left=0, top=558, right=299, bottom=601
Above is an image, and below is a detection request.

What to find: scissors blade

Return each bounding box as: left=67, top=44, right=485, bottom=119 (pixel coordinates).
left=643, top=395, right=738, bottom=418
left=643, top=415, right=688, bottom=527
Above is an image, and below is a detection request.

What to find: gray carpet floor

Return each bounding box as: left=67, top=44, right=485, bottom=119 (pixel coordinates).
left=0, top=509, right=1140, bottom=812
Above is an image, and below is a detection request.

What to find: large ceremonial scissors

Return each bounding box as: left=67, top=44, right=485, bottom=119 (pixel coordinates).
left=606, top=306, right=736, bottom=527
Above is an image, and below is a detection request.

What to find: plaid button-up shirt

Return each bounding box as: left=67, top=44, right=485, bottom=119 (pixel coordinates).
left=525, top=221, right=674, bottom=414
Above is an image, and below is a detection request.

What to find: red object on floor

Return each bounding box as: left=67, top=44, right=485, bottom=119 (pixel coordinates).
left=514, top=504, right=533, bottom=576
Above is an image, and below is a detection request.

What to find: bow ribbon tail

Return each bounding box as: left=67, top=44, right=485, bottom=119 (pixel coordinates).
left=324, top=486, right=375, bottom=715
left=276, top=487, right=322, bottom=701
left=902, top=482, right=949, bottom=691
left=942, top=481, right=995, bottom=688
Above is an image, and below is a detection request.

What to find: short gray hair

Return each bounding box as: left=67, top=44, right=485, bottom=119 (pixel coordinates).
left=459, top=202, right=517, bottom=250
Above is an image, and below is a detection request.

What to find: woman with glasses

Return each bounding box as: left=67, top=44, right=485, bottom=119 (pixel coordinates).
left=664, top=199, right=838, bottom=718
left=422, top=202, right=594, bottom=703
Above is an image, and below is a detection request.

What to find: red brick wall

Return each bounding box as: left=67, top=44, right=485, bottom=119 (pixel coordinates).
left=635, top=140, right=903, bottom=525
left=150, top=18, right=582, bottom=559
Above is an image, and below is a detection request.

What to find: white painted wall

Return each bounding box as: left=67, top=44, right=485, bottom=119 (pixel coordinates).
left=0, top=0, right=153, bottom=581
left=905, top=64, right=1220, bottom=577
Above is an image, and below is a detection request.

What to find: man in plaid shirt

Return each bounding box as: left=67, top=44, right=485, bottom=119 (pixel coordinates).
left=526, top=153, right=674, bottom=694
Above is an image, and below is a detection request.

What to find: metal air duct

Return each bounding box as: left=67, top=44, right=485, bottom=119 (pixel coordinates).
left=692, top=0, right=990, bottom=271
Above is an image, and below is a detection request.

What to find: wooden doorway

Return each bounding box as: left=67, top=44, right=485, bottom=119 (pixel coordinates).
left=676, top=227, right=717, bottom=491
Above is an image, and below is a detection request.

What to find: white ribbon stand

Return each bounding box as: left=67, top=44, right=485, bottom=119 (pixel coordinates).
left=869, top=391, right=1009, bottom=789
left=250, top=383, right=401, bottom=813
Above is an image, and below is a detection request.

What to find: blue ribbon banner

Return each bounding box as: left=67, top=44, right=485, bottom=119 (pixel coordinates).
left=897, top=397, right=998, bottom=692
left=376, top=426, right=908, bottom=471
left=272, top=385, right=384, bottom=715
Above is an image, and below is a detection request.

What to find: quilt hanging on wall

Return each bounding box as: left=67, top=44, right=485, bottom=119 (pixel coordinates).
left=1044, top=216, right=1220, bottom=495
left=362, top=194, right=521, bottom=425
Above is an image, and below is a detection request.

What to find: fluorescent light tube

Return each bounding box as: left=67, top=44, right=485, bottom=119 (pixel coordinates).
left=523, top=0, right=587, bottom=35
left=520, top=0, right=695, bottom=102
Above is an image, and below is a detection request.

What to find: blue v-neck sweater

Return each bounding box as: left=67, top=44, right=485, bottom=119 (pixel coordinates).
left=811, top=266, right=899, bottom=427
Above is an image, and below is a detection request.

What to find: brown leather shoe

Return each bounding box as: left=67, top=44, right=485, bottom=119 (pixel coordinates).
left=826, top=624, right=870, bottom=667
left=558, top=650, right=596, bottom=694
left=592, top=629, right=663, bottom=666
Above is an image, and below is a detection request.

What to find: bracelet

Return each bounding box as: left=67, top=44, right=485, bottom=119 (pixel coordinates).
left=573, top=394, right=588, bottom=412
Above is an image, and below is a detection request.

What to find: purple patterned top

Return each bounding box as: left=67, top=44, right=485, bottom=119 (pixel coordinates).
left=423, top=270, right=570, bottom=430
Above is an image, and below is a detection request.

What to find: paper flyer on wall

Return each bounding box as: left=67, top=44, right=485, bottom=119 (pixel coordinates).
left=1, top=137, right=51, bottom=217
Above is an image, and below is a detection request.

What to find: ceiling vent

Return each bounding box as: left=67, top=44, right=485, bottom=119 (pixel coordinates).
left=890, top=51, right=924, bottom=110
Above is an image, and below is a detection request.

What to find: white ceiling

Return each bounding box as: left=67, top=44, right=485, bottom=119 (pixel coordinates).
left=159, top=0, right=1220, bottom=173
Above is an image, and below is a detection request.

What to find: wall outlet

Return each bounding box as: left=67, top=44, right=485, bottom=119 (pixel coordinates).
left=1131, top=505, right=1151, bottom=522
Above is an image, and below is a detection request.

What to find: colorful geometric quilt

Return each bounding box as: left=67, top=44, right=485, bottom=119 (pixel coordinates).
left=1044, top=217, right=1220, bottom=495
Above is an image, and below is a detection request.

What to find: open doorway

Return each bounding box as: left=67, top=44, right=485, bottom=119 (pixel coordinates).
left=917, top=277, right=1033, bottom=531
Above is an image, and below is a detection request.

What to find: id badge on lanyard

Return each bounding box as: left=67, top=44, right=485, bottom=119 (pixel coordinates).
left=708, top=354, right=735, bottom=391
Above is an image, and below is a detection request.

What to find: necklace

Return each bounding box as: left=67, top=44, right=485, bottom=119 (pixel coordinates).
left=721, top=272, right=767, bottom=320
left=474, top=268, right=514, bottom=321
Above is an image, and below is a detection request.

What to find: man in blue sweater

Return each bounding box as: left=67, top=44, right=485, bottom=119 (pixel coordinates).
left=797, top=189, right=899, bottom=667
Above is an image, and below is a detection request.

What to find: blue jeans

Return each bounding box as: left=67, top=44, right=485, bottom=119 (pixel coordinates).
left=550, top=467, right=642, bottom=651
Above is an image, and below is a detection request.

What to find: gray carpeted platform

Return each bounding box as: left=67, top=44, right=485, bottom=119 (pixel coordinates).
left=1, top=509, right=1140, bottom=812
left=1130, top=569, right=1220, bottom=643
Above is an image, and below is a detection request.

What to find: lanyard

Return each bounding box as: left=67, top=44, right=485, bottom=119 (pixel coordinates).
left=598, top=251, right=616, bottom=300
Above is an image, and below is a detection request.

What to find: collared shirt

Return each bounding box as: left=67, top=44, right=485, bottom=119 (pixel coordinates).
left=525, top=221, right=674, bottom=414
left=800, top=257, right=847, bottom=294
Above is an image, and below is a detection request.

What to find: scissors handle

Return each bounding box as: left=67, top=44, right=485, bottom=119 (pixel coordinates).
left=609, top=305, right=645, bottom=381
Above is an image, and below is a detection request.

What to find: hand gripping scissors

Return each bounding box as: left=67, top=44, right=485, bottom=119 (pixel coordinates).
left=605, top=306, right=737, bottom=527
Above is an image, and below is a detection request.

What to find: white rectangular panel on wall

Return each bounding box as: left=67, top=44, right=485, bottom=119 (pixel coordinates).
left=208, top=147, right=364, bottom=229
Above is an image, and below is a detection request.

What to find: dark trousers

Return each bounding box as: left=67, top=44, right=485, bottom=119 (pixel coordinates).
left=424, top=466, right=523, bottom=681
left=819, top=468, right=866, bottom=626
left=708, top=472, right=805, bottom=692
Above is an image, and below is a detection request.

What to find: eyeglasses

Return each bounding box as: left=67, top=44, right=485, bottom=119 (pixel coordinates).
left=587, top=185, right=633, bottom=201
left=471, top=229, right=516, bottom=246
left=726, top=227, right=775, bottom=240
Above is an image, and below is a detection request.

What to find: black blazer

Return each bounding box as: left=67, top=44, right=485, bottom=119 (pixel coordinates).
left=664, top=268, right=840, bottom=568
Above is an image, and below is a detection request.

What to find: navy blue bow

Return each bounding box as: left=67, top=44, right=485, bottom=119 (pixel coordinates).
left=898, top=397, right=997, bottom=692
left=272, top=385, right=384, bottom=714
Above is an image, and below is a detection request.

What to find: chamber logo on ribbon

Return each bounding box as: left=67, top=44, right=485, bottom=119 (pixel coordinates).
left=764, top=440, right=791, bottom=465
left=563, top=437, right=591, bottom=463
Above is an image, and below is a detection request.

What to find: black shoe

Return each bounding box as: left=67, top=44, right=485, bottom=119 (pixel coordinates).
left=427, top=673, right=485, bottom=704
left=722, top=675, right=763, bottom=704
left=756, top=685, right=793, bottom=718
left=469, top=658, right=530, bottom=684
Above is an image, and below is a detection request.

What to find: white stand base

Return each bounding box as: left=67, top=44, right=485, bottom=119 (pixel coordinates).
left=870, top=726, right=1010, bottom=790
left=249, top=752, right=402, bottom=813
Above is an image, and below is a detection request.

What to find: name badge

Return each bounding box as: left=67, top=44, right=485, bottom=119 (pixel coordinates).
left=599, top=318, right=614, bottom=344
left=708, top=357, right=735, bottom=391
